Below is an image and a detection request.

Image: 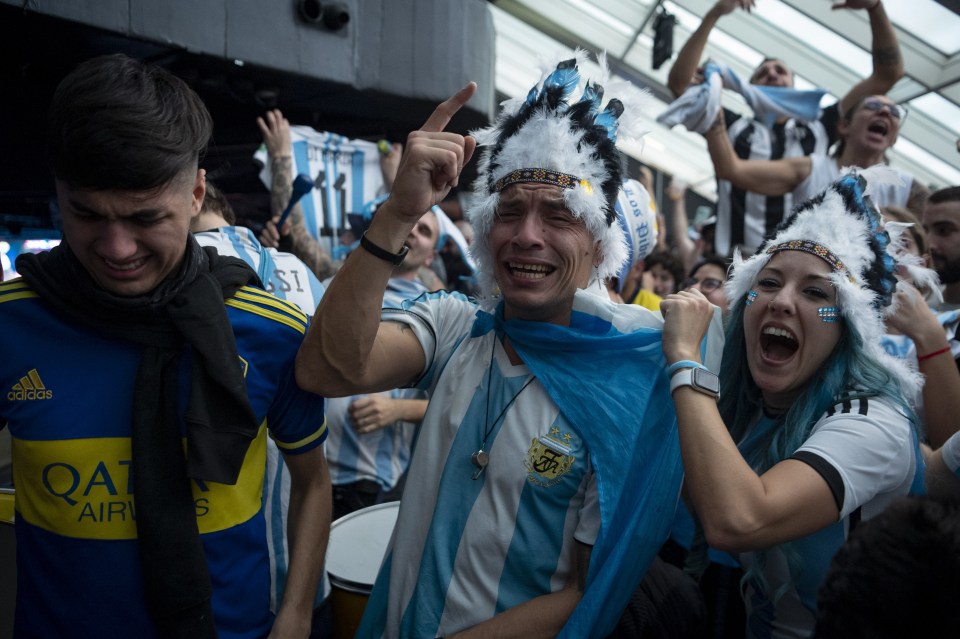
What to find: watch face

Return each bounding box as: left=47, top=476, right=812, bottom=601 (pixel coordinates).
left=693, top=368, right=721, bottom=395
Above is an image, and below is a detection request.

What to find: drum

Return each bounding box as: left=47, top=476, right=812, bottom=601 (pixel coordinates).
left=1, top=487, right=16, bottom=639
left=325, top=501, right=399, bottom=639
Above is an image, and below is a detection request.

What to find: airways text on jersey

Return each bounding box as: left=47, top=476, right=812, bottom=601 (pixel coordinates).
left=8, top=368, right=53, bottom=401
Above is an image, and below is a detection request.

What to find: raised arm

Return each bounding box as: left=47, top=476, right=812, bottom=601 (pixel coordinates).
left=665, top=178, right=698, bottom=274
left=667, top=0, right=754, bottom=97
left=886, top=283, right=960, bottom=448
left=834, top=0, right=904, bottom=116
left=660, top=290, right=839, bottom=552
left=256, top=110, right=335, bottom=281
left=296, top=84, right=478, bottom=397
left=704, top=116, right=812, bottom=196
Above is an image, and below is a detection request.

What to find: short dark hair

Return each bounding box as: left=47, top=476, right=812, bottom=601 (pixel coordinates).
left=750, top=57, right=791, bottom=83
left=815, top=495, right=960, bottom=638
left=48, top=53, right=213, bottom=191
left=201, top=181, right=236, bottom=225
left=928, top=186, right=960, bottom=206
left=644, top=250, right=685, bottom=294
left=688, top=254, right=731, bottom=280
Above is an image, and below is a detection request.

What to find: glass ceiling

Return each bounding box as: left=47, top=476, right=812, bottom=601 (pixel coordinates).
left=490, top=0, right=960, bottom=201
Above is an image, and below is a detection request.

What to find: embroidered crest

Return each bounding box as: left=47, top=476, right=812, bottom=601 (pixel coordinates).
left=525, top=426, right=576, bottom=487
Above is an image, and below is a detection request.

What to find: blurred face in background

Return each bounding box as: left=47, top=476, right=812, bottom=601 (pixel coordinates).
left=683, top=262, right=729, bottom=314
left=751, top=58, right=794, bottom=88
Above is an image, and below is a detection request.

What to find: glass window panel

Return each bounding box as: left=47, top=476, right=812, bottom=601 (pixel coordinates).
left=885, top=0, right=960, bottom=56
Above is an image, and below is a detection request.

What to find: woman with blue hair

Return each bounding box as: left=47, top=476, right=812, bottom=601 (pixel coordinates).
left=659, top=167, right=928, bottom=638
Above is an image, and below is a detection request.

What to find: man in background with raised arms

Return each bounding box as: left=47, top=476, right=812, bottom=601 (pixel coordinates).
left=667, top=0, right=903, bottom=255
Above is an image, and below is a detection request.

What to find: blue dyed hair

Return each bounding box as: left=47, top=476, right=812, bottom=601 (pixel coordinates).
left=718, top=297, right=914, bottom=466
left=686, top=293, right=918, bottom=597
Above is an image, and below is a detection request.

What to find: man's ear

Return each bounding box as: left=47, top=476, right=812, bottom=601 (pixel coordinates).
left=191, top=168, right=206, bottom=217
left=593, top=240, right=603, bottom=267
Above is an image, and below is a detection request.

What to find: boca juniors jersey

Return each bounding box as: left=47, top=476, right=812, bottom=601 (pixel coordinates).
left=0, top=280, right=326, bottom=639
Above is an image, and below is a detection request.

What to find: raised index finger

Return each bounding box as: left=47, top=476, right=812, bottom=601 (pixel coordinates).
left=421, top=82, right=478, bottom=133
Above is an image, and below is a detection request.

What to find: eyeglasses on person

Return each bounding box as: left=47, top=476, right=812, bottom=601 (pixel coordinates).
left=860, top=97, right=908, bottom=122
left=682, top=276, right=724, bottom=293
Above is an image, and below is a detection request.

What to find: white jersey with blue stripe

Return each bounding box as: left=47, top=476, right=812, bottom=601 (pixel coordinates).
left=195, top=226, right=326, bottom=611
left=357, top=292, right=600, bottom=638
left=739, top=397, right=919, bottom=638
left=323, top=277, right=430, bottom=490
left=195, top=226, right=325, bottom=318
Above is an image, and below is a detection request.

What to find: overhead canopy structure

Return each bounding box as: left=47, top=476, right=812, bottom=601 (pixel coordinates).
left=491, top=0, right=960, bottom=201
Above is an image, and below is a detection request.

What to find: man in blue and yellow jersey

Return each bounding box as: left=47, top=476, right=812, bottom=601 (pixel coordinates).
left=0, top=54, right=330, bottom=639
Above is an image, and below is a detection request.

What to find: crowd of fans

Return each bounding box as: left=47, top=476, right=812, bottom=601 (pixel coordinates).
left=3, top=1, right=960, bottom=638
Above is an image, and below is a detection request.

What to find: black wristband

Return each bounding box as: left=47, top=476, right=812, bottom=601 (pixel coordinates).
left=359, top=232, right=409, bottom=266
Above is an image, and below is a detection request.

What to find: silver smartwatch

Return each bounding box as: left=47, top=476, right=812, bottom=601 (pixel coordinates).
left=669, top=367, right=720, bottom=399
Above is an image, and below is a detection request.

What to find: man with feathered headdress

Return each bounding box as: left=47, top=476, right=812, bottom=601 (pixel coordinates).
left=298, top=51, right=722, bottom=638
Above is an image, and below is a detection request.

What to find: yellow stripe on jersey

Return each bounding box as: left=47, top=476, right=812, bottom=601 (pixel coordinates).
left=272, top=418, right=327, bottom=451
left=0, top=280, right=38, bottom=304
left=226, top=299, right=306, bottom=334
left=11, top=424, right=268, bottom=540
left=233, top=287, right=308, bottom=323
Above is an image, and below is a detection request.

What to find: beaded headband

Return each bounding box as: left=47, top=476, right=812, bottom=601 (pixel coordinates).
left=492, top=168, right=587, bottom=194
left=765, top=239, right=855, bottom=283
left=725, top=166, right=942, bottom=400
left=466, top=50, right=648, bottom=298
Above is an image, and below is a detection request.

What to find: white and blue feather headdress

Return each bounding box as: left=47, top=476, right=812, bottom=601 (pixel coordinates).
left=726, top=165, right=940, bottom=398
left=467, top=50, right=648, bottom=296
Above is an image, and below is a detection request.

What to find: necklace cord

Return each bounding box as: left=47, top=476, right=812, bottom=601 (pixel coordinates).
left=480, top=337, right=535, bottom=450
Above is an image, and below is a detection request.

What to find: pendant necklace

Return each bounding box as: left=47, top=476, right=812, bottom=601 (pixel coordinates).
left=472, top=338, right=535, bottom=480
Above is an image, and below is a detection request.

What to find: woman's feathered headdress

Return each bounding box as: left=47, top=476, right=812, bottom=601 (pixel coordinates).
left=726, top=165, right=940, bottom=397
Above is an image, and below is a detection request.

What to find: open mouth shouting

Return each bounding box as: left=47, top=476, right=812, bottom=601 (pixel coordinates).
left=867, top=119, right=889, bottom=137
left=760, top=325, right=798, bottom=363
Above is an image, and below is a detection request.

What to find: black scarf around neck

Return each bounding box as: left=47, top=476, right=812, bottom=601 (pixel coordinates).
left=17, top=237, right=261, bottom=637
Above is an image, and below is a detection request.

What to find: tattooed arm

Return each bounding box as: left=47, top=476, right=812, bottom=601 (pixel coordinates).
left=834, top=1, right=904, bottom=117
left=296, top=84, right=476, bottom=397
left=256, top=110, right=336, bottom=281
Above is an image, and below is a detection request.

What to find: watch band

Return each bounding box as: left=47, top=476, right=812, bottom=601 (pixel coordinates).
left=667, top=360, right=708, bottom=376
left=669, top=367, right=720, bottom=399
left=359, top=232, right=409, bottom=266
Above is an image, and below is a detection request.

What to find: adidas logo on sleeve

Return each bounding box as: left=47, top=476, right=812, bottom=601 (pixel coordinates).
left=8, top=368, right=53, bottom=401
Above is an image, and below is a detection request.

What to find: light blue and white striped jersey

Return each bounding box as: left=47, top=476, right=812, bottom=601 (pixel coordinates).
left=356, top=292, right=601, bottom=639
left=323, top=277, right=430, bottom=490
left=195, top=226, right=325, bottom=317
left=195, top=226, right=326, bottom=612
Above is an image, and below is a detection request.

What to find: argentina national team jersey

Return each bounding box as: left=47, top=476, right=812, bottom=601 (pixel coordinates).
left=0, top=280, right=326, bottom=639
left=323, top=277, right=430, bottom=491
left=195, top=226, right=325, bottom=316
left=738, top=398, right=919, bottom=638
left=355, top=292, right=600, bottom=639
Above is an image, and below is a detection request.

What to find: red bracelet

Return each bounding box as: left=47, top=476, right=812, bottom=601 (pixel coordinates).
left=917, top=346, right=951, bottom=363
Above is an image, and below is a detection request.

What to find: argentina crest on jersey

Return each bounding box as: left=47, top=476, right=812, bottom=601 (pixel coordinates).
left=525, top=426, right=577, bottom=487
